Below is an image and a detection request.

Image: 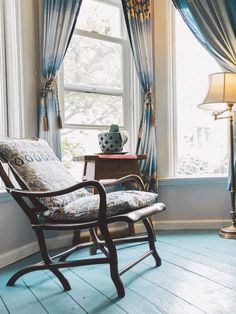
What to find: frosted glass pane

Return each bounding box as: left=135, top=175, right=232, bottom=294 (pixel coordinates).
left=64, top=91, right=123, bottom=126
left=175, top=11, right=228, bottom=177
left=64, top=36, right=122, bottom=88
left=76, top=0, right=121, bottom=38
left=61, top=128, right=106, bottom=179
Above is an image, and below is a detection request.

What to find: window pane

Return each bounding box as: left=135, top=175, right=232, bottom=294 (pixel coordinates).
left=64, top=91, right=123, bottom=126
left=175, top=11, right=228, bottom=177
left=76, top=0, right=121, bottom=38
left=64, top=35, right=122, bottom=88
left=61, top=128, right=106, bottom=179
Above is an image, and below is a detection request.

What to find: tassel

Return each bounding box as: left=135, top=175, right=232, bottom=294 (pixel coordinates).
left=151, top=109, right=156, bottom=126
left=43, top=114, right=48, bottom=131
left=57, top=114, right=63, bottom=129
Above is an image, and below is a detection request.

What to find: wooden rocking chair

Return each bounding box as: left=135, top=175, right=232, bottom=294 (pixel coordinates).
left=0, top=137, right=165, bottom=298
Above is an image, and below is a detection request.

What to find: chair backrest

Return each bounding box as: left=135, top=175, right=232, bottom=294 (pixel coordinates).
left=0, top=137, right=91, bottom=214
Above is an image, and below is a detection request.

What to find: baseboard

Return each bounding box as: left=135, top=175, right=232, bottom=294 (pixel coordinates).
left=0, top=219, right=231, bottom=268
left=0, top=233, right=73, bottom=269
left=152, top=219, right=231, bottom=230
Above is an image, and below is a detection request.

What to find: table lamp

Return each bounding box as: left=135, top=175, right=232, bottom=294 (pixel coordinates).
left=198, top=72, right=236, bottom=239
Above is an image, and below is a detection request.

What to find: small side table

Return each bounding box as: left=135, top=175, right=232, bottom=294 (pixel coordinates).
left=73, top=154, right=147, bottom=250
left=73, top=154, right=146, bottom=181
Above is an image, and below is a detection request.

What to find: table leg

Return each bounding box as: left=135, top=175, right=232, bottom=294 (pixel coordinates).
left=72, top=230, right=81, bottom=246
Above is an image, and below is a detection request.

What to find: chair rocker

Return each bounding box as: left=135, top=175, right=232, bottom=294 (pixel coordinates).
left=0, top=137, right=165, bottom=298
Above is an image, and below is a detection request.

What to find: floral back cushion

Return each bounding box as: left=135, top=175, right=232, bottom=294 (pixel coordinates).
left=0, top=138, right=91, bottom=210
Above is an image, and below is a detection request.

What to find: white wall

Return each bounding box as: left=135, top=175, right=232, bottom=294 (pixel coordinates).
left=0, top=195, right=74, bottom=268
left=156, top=179, right=231, bottom=230
left=0, top=0, right=43, bottom=267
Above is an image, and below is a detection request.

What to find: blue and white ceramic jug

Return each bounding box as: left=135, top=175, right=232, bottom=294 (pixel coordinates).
left=98, top=124, right=128, bottom=153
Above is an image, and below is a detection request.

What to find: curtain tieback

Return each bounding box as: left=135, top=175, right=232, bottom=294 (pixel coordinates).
left=41, top=76, right=63, bottom=132
left=144, top=89, right=156, bottom=126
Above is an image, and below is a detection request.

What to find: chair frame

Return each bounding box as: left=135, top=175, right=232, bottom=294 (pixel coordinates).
left=0, top=159, right=165, bottom=298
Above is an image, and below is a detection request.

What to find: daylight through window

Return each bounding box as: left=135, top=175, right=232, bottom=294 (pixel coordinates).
left=62, top=0, right=132, bottom=179
left=174, top=10, right=228, bottom=177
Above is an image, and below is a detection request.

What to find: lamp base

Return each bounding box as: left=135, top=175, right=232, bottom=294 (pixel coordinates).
left=219, top=224, right=236, bottom=239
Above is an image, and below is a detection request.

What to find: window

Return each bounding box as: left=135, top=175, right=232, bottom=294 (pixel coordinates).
left=62, top=0, right=135, bottom=178
left=173, top=10, right=228, bottom=177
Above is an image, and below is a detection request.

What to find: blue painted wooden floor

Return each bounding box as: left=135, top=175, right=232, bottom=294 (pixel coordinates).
left=0, top=230, right=236, bottom=313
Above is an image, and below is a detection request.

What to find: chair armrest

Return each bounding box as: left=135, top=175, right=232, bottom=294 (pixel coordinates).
left=102, top=174, right=145, bottom=191
left=6, top=180, right=103, bottom=197
left=7, top=180, right=108, bottom=220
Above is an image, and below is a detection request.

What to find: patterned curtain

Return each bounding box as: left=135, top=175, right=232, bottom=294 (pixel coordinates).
left=172, top=0, right=236, bottom=186
left=122, top=0, right=157, bottom=192
left=39, top=0, right=83, bottom=158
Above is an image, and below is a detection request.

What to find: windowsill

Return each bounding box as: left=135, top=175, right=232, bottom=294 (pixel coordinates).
left=0, top=176, right=228, bottom=202
left=159, top=176, right=227, bottom=186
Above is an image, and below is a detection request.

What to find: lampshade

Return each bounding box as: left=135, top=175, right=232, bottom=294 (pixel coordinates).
left=198, top=72, right=236, bottom=111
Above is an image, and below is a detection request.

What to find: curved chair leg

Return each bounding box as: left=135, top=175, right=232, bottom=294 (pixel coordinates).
left=7, top=264, right=46, bottom=286
left=50, top=269, right=71, bottom=291
left=99, top=223, right=125, bottom=298
left=7, top=229, right=71, bottom=291
left=143, top=218, right=161, bottom=267
left=7, top=264, right=71, bottom=291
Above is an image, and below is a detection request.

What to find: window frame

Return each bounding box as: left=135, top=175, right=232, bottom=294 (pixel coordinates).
left=154, top=0, right=227, bottom=181
left=172, top=7, right=227, bottom=178
left=62, top=0, right=136, bottom=152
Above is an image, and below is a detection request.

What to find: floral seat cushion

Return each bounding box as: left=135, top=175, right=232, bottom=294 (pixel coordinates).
left=42, top=190, right=159, bottom=222
left=0, top=138, right=91, bottom=209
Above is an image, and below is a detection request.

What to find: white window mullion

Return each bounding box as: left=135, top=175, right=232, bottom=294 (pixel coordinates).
left=65, top=83, right=123, bottom=96
left=0, top=0, right=8, bottom=136
left=74, top=29, right=124, bottom=45
left=64, top=123, right=127, bottom=130
left=4, top=0, right=24, bottom=138
left=98, top=0, right=121, bottom=7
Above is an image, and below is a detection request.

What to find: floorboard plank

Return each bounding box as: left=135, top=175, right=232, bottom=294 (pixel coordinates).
left=122, top=240, right=236, bottom=292
left=22, top=270, right=86, bottom=314
left=162, top=250, right=236, bottom=288
left=0, top=296, right=9, bottom=314
left=126, top=258, right=236, bottom=314
left=158, top=230, right=236, bottom=256
left=69, top=267, right=163, bottom=314
left=157, top=241, right=236, bottom=279
left=48, top=269, right=126, bottom=314
left=158, top=233, right=236, bottom=269
left=68, top=255, right=203, bottom=314
left=115, top=241, right=236, bottom=313
left=0, top=280, right=47, bottom=314
left=2, top=230, right=236, bottom=313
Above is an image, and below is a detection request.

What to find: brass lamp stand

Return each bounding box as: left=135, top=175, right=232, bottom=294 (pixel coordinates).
left=212, top=104, right=236, bottom=238
left=198, top=72, right=236, bottom=239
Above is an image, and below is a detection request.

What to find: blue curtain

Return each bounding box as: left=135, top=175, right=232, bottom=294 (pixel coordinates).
left=172, top=0, right=236, bottom=187
left=39, top=0, right=83, bottom=158
left=172, top=0, right=236, bottom=71
left=122, top=0, right=157, bottom=192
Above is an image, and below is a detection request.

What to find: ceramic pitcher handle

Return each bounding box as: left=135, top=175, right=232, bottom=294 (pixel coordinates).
left=121, top=133, right=128, bottom=145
